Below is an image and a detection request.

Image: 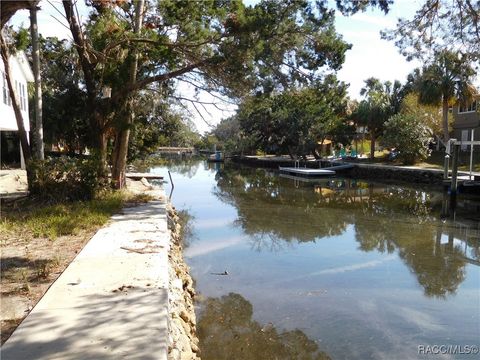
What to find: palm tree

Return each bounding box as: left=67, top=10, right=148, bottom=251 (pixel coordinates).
left=416, top=50, right=476, bottom=143
left=356, top=78, right=403, bottom=159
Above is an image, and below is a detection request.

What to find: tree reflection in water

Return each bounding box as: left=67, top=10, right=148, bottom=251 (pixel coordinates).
left=136, top=154, right=202, bottom=178
left=213, top=165, right=479, bottom=297
left=197, top=292, right=331, bottom=360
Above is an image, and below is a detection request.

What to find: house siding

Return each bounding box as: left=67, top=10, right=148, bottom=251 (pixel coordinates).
left=452, top=96, right=480, bottom=150
left=0, top=52, right=33, bottom=169
left=452, top=107, right=479, bottom=129
left=0, top=52, right=33, bottom=132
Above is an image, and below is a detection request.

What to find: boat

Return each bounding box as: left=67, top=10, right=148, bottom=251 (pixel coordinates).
left=207, top=151, right=224, bottom=162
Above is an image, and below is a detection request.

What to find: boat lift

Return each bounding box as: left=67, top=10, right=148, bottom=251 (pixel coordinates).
left=443, top=137, right=480, bottom=194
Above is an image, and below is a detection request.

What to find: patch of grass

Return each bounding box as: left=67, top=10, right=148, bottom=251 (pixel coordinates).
left=413, top=150, right=480, bottom=171
left=0, top=191, right=127, bottom=241
left=20, top=270, right=30, bottom=293
left=124, top=193, right=155, bottom=206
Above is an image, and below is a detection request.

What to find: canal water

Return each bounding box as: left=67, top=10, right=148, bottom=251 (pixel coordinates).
left=151, top=159, right=480, bottom=360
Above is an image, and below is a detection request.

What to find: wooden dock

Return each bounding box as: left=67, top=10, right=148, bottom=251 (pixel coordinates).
left=279, top=167, right=335, bottom=176
left=126, top=173, right=164, bottom=180
left=278, top=163, right=353, bottom=177
left=279, top=173, right=331, bottom=182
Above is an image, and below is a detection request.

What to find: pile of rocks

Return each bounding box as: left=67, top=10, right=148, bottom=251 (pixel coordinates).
left=167, top=205, right=201, bottom=360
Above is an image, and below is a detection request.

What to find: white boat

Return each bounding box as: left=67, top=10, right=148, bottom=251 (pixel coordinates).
left=208, top=151, right=224, bottom=162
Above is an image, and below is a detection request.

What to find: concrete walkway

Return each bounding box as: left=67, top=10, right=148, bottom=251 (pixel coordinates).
left=0, top=169, right=28, bottom=199
left=1, top=190, right=170, bottom=360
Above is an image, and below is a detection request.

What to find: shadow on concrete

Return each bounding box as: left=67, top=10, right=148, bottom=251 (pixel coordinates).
left=1, top=286, right=168, bottom=360
left=1, top=257, right=55, bottom=282
left=111, top=204, right=167, bottom=223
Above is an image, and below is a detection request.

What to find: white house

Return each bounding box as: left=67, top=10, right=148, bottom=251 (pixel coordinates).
left=0, top=51, right=34, bottom=169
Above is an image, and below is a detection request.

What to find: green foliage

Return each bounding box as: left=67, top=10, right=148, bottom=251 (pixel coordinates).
left=212, top=116, right=259, bottom=155
left=353, top=78, right=404, bottom=158
left=13, top=27, right=29, bottom=51
left=414, top=50, right=476, bottom=141
left=27, top=157, right=106, bottom=201
left=56, top=0, right=372, bottom=181
left=381, top=0, right=480, bottom=62
left=195, top=134, right=220, bottom=151
left=416, top=50, right=476, bottom=107
left=128, top=98, right=200, bottom=160
left=382, top=113, right=432, bottom=165
left=35, top=36, right=90, bottom=152
left=237, top=76, right=352, bottom=158
left=335, top=0, right=391, bottom=15
left=213, top=116, right=240, bottom=152
left=401, top=93, right=447, bottom=137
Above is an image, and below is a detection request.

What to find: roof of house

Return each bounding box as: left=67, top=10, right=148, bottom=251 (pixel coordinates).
left=13, top=51, right=34, bottom=83
left=0, top=51, right=34, bottom=83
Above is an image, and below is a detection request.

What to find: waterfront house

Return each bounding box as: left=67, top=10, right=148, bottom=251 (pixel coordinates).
left=0, top=52, right=33, bottom=169
left=452, top=93, right=480, bottom=151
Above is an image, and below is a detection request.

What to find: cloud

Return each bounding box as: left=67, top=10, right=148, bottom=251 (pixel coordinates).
left=185, top=235, right=245, bottom=257
left=396, top=306, right=445, bottom=332
left=307, top=255, right=396, bottom=276
left=195, top=218, right=233, bottom=230
left=349, top=12, right=396, bottom=28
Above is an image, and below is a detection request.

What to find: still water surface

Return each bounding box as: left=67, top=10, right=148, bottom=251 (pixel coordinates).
left=151, top=159, right=480, bottom=360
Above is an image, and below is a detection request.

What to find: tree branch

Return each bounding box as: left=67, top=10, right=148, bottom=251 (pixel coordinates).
left=113, top=59, right=211, bottom=102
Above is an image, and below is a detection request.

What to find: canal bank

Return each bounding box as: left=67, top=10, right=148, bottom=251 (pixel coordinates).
left=151, top=159, right=480, bottom=359
left=1, top=181, right=200, bottom=360
left=232, top=155, right=480, bottom=187
left=167, top=204, right=200, bottom=360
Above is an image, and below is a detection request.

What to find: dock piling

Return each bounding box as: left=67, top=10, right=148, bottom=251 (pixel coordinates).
left=450, top=144, right=460, bottom=194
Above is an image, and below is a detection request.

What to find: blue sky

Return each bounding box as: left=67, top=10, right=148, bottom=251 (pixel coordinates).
left=10, top=0, right=473, bottom=133
left=334, top=1, right=422, bottom=98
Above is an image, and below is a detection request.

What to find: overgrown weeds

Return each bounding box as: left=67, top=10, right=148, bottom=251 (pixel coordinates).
left=0, top=191, right=149, bottom=241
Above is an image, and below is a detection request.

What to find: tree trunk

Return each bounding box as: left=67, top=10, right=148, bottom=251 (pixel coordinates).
left=98, top=130, right=108, bottom=175
left=63, top=0, right=108, bottom=177
left=30, top=2, right=44, bottom=160
left=370, top=135, right=375, bottom=160
left=111, top=127, right=130, bottom=188
left=442, top=96, right=450, bottom=143
left=0, top=32, right=31, bottom=166
left=110, top=0, right=144, bottom=189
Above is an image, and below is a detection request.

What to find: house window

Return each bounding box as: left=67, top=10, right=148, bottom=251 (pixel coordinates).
left=2, top=71, right=8, bottom=105
left=18, top=82, right=26, bottom=111
left=15, top=80, right=19, bottom=110
left=461, top=130, right=469, bottom=151
left=459, top=100, right=477, bottom=113
left=22, top=84, right=26, bottom=111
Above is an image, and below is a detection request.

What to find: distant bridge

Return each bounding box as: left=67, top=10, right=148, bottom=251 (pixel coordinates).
left=157, top=147, right=194, bottom=153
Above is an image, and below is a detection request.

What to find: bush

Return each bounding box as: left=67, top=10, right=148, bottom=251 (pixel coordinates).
left=382, top=113, right=432, bottom=165
left=28, top=157, right=105, bottom=201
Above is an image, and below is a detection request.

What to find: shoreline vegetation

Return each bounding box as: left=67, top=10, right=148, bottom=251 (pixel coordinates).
left=0, top=181, right=150, bottom=343
left=1, top=177, right=201, bottom=359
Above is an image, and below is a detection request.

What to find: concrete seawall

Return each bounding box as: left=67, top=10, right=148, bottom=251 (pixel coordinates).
left=1, top=184, right=200, bottom=360
left=232, top=156, right=447, bottom=185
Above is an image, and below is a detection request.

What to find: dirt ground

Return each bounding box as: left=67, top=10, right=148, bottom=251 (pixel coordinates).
left=0, top=175, right=153, bottom=345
